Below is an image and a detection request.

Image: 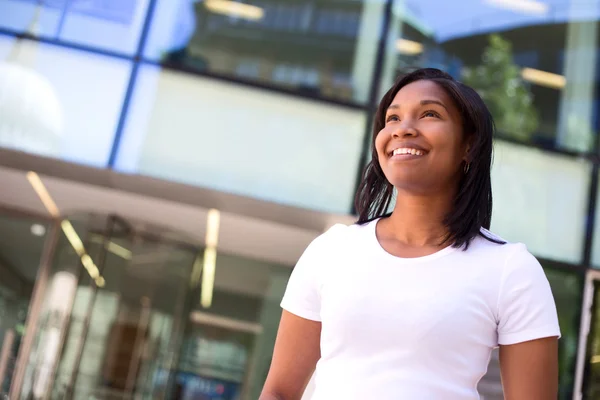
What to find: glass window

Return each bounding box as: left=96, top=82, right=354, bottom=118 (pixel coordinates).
left=0, top=0, right=149, bottom=54
left=19, top=213, right=198, bottom=399
left=183, top=252, right=291, bottom=399
left=0, top=37, right=131, bottom=167
left=55, top=0, right=150, bottom=55
left=114, top=65, right=367, bottom=213
left=491, top=140, right=589, bottom=263
left=383, top=0, right=600, bottom=152
left=478, top=264, right=583, bottom=400
left=0, top=1, right=62, bottom=36
left=144, top=0, right=386, bottom=104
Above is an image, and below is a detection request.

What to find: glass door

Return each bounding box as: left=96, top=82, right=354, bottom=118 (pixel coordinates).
left=574, top=270, right=600, bottom=400
left=0, top=211, right=51, bottom=398
left=12, top=213, right=198, bottom=400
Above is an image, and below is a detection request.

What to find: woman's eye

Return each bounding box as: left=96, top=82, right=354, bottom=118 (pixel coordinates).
left=386, top=115, right=400, bottom=123
left=423, top=111, right=439, bottom=118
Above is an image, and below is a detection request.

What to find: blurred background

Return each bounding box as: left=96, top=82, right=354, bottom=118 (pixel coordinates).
left=0, top=0, right=598, bottom=399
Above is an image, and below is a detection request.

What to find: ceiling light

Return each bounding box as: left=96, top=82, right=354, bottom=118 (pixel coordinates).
left=201, top=247, right=217, bottom=309
left=485, top=0, right=548, bottom=16
left=26, top=172, right=106, bottom=287
left=205, top=209, right=221, bottom=248
left=26, top=171, right=59, bottom=217
left=201, top=209, right=221, bottom=309
left=61, top=220, right=86, bottom=257
left=396, top=39, right=423, bottom=55
left=205, top=0, right=264, bottom=21
left=89, top=235, right=132, bottom=260
left=521, top=67, right=566, bottom=89
left=30, top=223, right=46, bottom=237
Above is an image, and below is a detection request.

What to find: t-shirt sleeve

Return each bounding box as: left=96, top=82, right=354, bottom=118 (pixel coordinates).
left=280, top=224, right=344, bottom=322
left=497, top=243, right=561, bottom=345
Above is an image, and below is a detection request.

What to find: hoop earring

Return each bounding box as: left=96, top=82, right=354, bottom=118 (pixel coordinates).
left=464, top=162, right=470, bottom=174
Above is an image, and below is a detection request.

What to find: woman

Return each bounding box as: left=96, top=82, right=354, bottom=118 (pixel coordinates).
left=260, top=68, right=560, bottom=399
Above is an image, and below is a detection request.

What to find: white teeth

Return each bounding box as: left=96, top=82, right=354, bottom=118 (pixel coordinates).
left=392, top=148, right=424, bottom=156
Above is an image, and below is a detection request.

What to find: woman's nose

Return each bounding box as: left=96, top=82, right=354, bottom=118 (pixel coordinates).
left=392, top=121, right=418, bottom=138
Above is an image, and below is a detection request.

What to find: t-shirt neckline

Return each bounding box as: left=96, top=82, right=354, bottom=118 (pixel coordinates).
left=369, top=218, right=458, bottom=263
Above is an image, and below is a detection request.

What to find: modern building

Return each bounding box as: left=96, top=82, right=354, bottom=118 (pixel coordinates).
left=0, top=0, right=598, bottom=399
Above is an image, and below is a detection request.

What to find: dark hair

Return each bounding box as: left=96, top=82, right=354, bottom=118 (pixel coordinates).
left=354, top=68, right=503, bottom=249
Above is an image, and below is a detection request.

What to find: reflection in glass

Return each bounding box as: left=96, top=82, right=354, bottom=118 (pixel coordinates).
left=18, top=214, right=197, bottom=399
left=0, top=0, right=149, bottom=55
left=0, top=37, right=131, bottom=167
left=385, top=0, right=599, bottom=152
left=0, top=1, right=61, bottom=36
left=188, top=252, right=291, bottom=399
left=145, top=0, right=386, bottom=103
left=12, top=213, right=293, bottom=400
left=55, top=0, right=150, bottom=55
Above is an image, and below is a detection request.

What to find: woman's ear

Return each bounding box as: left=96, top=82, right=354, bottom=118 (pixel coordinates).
left=464, top=143, right=471, bottom=163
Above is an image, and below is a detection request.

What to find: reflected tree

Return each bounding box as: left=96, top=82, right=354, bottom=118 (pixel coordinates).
left=462, top=34, right=539, bottom=142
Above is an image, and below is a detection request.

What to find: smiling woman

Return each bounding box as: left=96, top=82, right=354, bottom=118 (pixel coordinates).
left=260, top=68, right=561, bottom=400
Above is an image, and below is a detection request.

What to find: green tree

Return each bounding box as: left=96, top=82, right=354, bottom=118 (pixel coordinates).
left=462, top=34, right=539, bottom=141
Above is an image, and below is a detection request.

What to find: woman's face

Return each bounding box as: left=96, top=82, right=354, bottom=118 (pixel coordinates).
left=375, top=79, right=469, bottom=194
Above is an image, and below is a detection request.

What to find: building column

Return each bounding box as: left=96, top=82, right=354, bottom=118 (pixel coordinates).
left=557, top=2, right=599, bottom=151
left=351, top=0, right=402, bottom=102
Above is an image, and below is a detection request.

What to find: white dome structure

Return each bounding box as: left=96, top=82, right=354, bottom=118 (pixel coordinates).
left=0, top=60, right=64, bottom=157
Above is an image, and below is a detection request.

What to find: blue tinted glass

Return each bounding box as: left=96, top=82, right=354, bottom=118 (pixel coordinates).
left=0, top=37, right=132, bottom=167
left=381, top=0, right=600, bottom=152
left=144, top=0, right=385, bottom=104
left=0, top=0, right=149, bottom=54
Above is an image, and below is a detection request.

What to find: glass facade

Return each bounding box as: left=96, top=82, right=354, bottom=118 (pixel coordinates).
left=1, top=0, right=600, bottom=398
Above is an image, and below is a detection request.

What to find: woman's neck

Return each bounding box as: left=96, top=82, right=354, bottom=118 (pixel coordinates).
left=382, top=190, right=454, bottom=248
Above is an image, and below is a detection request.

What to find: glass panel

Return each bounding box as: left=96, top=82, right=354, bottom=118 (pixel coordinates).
left=114, top=65, right=367, bottom=213
left=384, top=0, right=600, bottom=152
left=583, top=280, right=600, bottom=399
left=491, top=140, right=589, bottom=263
left=0, top=1, right=149, bottom=55
left=144, top=0, right=386, bottom=104
left=56, top=0, right=150, bottom=55
left=175, top=251, right=291, bottom=400
left=478, top=265, right=583, bottom=400
left=17, top=214, right=197, bottom=399
left=0, top=1, right=61, bottom=35
left=0, top=37, right=131, bottom=167
left=0, top=211, right=48, bottom=395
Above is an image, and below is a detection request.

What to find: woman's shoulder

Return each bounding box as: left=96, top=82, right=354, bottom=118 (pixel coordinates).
left=305, top=220, right=373, bottom=255
left=311, top=221, right=365, bottom=245
left=472, top=228, right=541, bottom=270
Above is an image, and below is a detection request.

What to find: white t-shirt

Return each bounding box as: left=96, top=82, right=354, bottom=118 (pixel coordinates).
left=280, top=219, right=561, bottom=400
